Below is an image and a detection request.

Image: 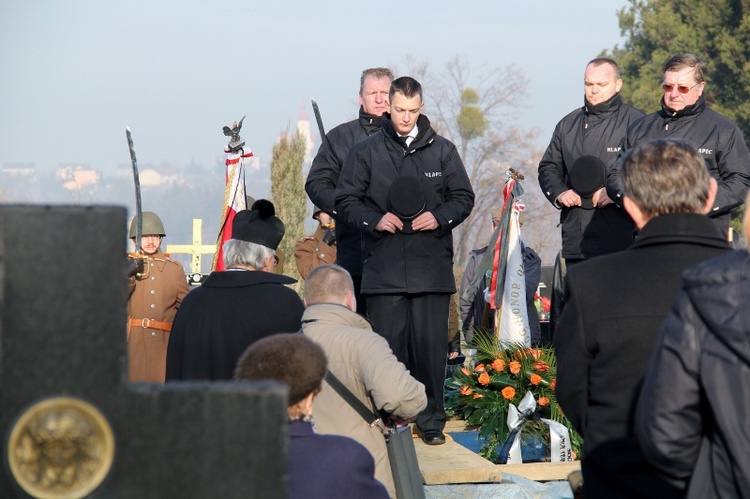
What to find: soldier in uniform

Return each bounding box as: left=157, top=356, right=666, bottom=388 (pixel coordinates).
left=127, top=211, right=189, bottom=382
left=294, top=207, right=337, bottom=279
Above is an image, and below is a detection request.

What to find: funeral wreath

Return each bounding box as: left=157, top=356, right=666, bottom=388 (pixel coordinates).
left=445, top=336, right=582, bottom=462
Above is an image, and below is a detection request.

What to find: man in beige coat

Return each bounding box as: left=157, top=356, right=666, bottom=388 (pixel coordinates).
left=302, top=264, right=427, bottom=498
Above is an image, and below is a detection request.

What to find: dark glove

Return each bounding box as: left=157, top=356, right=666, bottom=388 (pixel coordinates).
left=322, top=228, right=336, bottom=246
left=127, top=257, right=145, bottom=277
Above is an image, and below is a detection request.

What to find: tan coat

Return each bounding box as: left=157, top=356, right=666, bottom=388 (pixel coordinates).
left=302, top=303, right=427, bottom=498
left=294, top=226, right=337, bottom=279
left=127, top=251, right=189, bottom=382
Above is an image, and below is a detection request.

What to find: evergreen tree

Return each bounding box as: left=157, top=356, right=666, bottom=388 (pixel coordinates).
left=270, top=129, right=307, bottom=293
left=608, top=0, right=750, bottom=137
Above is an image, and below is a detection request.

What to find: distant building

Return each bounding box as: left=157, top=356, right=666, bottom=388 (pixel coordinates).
left=2, top=162, right=36, bottom=176
left=57, top=164, right=100, bottom=191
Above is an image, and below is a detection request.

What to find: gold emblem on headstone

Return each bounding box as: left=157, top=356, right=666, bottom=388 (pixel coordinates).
left=7, top=397, right=115, bottom=499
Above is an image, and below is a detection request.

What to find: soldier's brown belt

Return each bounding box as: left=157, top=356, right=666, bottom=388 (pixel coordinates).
left=129, top=318, right=172, bottom=332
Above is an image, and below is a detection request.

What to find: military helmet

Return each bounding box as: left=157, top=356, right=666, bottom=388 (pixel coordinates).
left=129, top=211, right=166, bottom=238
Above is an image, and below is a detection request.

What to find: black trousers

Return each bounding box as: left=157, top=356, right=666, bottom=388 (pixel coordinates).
left=351, top=274, right=368, bottom=316
left=366, top=292, right=450, bottom=432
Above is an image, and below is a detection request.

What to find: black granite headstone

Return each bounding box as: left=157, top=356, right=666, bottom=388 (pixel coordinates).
left=0, top=206, right=288, bottom=498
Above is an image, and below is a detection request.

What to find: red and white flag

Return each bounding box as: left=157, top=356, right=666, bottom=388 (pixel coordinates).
left=212, top=148, right=253, bottom=271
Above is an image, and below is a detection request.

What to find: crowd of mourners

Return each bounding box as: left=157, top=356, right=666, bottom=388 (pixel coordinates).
left=126, top=56, right=750, bottom=498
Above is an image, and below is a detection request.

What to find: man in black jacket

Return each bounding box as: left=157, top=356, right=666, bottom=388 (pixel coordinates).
left=335, top=76, right=474, bottom=445
left=607, top=53, right=750, bottom=233
left=555, top=139, right=731, bottom=498
left=538, top=57, right=643, bottom=336
left=305, top=67, right=393, bottom=313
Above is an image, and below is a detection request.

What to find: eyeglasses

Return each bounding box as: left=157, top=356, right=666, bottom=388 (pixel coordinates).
left=662, top=82, right=700, bottom=94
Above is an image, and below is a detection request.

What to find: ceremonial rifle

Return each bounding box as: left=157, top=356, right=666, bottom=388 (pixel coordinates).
left=311, top=99, right=332, bottom=152
left=126, top=127, right=143, bottom=251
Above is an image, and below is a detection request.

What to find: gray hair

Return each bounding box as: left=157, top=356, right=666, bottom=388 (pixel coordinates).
left=663, top=53, right=708, bottom=83
left=360, top=67, right=394, bottom=95
left=623, top=139, right=710, bottom=219
left=223, top=239, right=274, bottom=269
left=305, top=264, right=354, bottom=304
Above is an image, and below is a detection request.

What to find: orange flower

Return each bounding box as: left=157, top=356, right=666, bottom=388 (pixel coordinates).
left=513, top=350, right=525, bottom=359
left=501, top=386, right=516, bottom=400
left=491, top=358, right=506, bottom=372
left=530, top=373, right=543, bottom=386
left=537, top=396, right=550, bottom=407
left=529, top=348, right=542, bottom=360
left=533, top=361, right=550, bottom=373
left=478, top=372, right=491, bottom=386
left=509, top=361, right=522, bottom=374
left=461, top=367, right=471, bottom=376
left=474, top=363, right=486, bottom=372
left=459, top=385, right=473, bottom=396
left=473, top=393, right=484, bottom=399
left=550, top=378, right=557, bottom=391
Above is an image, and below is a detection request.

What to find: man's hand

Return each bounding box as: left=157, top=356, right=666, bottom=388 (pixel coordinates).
left=387, top=414, right=417, bottom=427
left=412, top=211, right=439, bottom=231
left=592, top=187, right=613, bottom=207
left=556, top=189, right=582, bottom=208
left=127, top=257, right=145, bottom=278
left=376, top=213, right=404, bottom=233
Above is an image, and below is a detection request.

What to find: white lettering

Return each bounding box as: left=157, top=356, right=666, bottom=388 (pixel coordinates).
left=607, top=147, right=621, bottom=153
left=698, top=148, right=713, bottom=155
left=424, top=171, right=442, bottom=178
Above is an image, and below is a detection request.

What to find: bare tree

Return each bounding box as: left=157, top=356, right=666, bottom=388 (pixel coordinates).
left=405, top=55, right=558, bottom=266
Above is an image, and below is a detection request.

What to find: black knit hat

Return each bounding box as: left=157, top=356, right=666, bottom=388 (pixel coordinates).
left=569, top=156, right=607, bottom=209
left=234, top=333, right=327, bottom=406
left=232, top=199, right=285, bottom=249
left=388, top=176, right=426, bottom=234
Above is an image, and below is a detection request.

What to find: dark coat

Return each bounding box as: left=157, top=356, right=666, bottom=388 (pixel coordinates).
left=554, top=213, right=730, bottom=498
left=538, top=93, right=643, bottom=259
left=288, top=419, right=389, bottom=499
left=334, top=113, right=474, bottom=294
left=636, top=249, right=750, bottom=499
left=305, top=107, right=382, bottom=276
left=165, top=270, right=304, bottom=381
left=607, top=96, right=750, bottom=229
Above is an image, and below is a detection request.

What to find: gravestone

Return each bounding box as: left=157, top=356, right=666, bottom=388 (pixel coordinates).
left=0, top=206, right=288, bottom=498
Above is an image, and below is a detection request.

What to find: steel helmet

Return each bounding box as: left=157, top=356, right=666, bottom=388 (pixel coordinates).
left=129, top=211, right=166, bottom=238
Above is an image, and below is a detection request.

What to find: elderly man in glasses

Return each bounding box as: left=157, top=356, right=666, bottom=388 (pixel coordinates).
left=538, top=57, right=644, bottom=336
left=607, top=53, right=750, bottom=234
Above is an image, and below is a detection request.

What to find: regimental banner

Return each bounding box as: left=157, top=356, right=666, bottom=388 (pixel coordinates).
left=212, top=148, right=253, bottom=271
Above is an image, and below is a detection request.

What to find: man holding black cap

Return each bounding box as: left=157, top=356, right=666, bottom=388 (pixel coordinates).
left=294, top=207, right=337, bottom=279
left=165, top=199, right=305, bottom=381
left=336, top=76, right=474, bottom=445
left=539, top=57, right=643, bottom=264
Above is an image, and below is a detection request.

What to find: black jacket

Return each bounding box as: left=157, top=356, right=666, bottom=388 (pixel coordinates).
left=607, top=96, right=750, bottom=228
left=636, top=249, right=750, bottom=499
left=165, top=270, right=304, bottom=381
left=538, top=93, right=644, bottom=259
left=554, top=213, right=730, bottom=498
left=305, top=107, right=382, bottom=276
left=335, top=113, right=474, bottom=294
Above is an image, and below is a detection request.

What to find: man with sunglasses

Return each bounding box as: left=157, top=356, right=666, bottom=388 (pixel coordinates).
left=607, top=53, right=750, bottom=233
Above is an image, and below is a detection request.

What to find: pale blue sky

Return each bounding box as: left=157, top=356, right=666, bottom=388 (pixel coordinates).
left=1, top=0, right=631, bottom=174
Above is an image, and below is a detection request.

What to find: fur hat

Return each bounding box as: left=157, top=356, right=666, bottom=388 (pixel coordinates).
left=234, top=333, right=327, bottom=406
left=569, top=156, right=606, bottom=209
left=232, top=199, right=285, bottom=250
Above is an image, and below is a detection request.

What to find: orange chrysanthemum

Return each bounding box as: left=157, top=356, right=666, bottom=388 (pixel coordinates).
left=459, top=385, right=473, bottom=396
left=474, top=363, right=486, bottom=372
left=501, top=386, right=516, bottom=400
left=533, top=361, right=550, bottom=373
left=509, top=361, right=522, bottom=374
left=478, top=372, right=491, bottom=386
left=491, top=358, right=506, bottom=372
left=537, top=396, right=550, bottom=407
left=530, top=373, right=543, bottom=386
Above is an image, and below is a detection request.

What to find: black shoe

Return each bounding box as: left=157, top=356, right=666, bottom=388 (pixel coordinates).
left=420, top=429, right=445, bottom=446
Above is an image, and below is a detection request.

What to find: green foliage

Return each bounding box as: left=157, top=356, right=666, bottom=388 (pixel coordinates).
left=270, top=130, right=307, bottom=293
left=457, top=88, right=488, bottom=142
left=609, top=0, right=750, bottom=137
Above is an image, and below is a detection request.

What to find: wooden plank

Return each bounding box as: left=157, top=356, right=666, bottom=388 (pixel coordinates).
left=415, top=434, right=503, bottom=485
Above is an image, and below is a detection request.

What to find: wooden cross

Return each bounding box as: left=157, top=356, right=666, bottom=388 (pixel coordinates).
left=166, top=219, right=217, bottom=274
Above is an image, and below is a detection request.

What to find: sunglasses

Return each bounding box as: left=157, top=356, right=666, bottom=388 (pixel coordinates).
left=662, top=82, right=700, bottom=94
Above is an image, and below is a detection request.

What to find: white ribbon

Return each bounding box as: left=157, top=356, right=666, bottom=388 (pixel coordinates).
left=503, top=391, right=573, bottom=464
